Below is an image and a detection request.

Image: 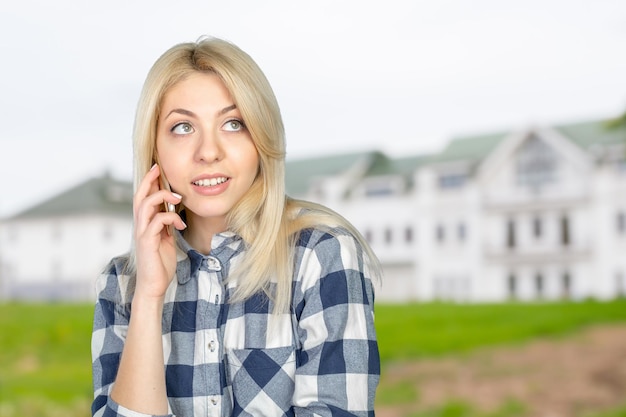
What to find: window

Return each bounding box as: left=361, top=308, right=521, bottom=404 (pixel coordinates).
left=516, top=135, right=557, bottom=189
left=436, top=224, right=445, bottom=243
left=617, top=212, right=626, bottom=234
left=364, top=184, right=394, bottom=197
left=458, top=223, right=466, bottom=241
left=363, top=178, right=402, bottom=197
left=562, top=272, right=571, bottom=299
left=535, top=273, right=544, bottom=298
left=384, top=228, right=393, bottom=244
left=507, top=273, right=517, bottom=299
left=561, top=215, right=570, bottom=246
left=533, top=217, right=542, bottom=238
left=405, top=226, right=413, bottom=243
left=438, top=173, right=466, bottom=189
left=506, top=219, right=516, bottom=249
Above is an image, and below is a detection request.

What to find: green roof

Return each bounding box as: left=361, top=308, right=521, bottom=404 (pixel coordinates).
left=10, top=175, right=133, bottom=220
left=427, top=117, right=626, bottom=166
left=554, top=119, right=626, bottom=150
left=363, top=153, right=427, bottom=177
left=285, top=151, right=376, bottom=196
left=428, top=131, right=508, bottom=164
left=285, top=150, right=429, bottom=195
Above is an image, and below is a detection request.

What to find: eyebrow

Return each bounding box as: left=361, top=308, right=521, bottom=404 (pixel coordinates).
left=219, top=104, right=237, bottom=115
left=165, top=104, right=237, bottom=120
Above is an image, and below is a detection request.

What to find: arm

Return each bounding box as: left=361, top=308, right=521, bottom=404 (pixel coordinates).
left=109, top=294, right=169, bottom=414
left=292, top=230, right=380, bottom=417
left=92, top=165, right=185, bottom=417
left=91, top=266, right=174, bottom=417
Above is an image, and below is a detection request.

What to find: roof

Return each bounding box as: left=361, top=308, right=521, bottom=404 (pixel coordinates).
left=554, top=119, right=626, bottom=150
left=9, top=175, right=133, bottom=220
left=363, top=152, right=428, bottom=178
left=427, top=117, right=626, bottom=166
left=285, top=151, right=376, bottom=195
left=285, top=150, right=430, bottom=196
left=428, top=131, right=508, bottom=165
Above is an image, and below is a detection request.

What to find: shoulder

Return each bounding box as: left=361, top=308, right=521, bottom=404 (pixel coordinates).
left=96, top=255, right=135, bottom=305
left=292, top=225, right=377, bottom=319
left=293, top=225, right=368, bottom=286
left=295, top=225, right=363, bottom=257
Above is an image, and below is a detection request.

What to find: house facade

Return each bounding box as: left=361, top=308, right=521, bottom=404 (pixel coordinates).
left=1, top=118, right=625, bottom=303
left=286, top=119, right=626, bottom=302
left=0, top=175, right=133, bottom=301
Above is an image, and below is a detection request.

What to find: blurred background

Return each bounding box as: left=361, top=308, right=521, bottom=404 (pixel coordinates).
left=1, top=1, right=626, bottom=416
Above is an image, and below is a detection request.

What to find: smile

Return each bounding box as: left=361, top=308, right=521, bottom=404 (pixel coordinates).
left=192, top=177, right=229, bottom=187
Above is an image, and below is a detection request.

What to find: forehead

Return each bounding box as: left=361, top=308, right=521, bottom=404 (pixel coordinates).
left=160, top=72, right=234, bottom=111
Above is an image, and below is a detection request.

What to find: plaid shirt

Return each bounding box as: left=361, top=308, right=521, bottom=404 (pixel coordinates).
left=92, top=227, right=379, bottom=417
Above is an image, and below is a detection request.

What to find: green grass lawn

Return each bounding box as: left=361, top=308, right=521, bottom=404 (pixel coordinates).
left=1, top=299, right=626, bottom=417
left=0, top=303, right=94, bottom=416
left=375, top=298, right=626, bottom=363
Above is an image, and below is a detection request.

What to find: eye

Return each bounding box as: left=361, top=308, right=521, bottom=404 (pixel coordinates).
left=171, top=122, right=194, bottom=135
left=223, top=119, right=245, bottom=132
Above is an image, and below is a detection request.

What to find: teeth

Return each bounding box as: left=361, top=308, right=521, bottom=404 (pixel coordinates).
left=193, top=177, right=228, bottom=187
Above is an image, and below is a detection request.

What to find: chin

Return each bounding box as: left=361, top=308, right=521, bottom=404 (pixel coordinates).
left=186, top=205, right=230, bottom=220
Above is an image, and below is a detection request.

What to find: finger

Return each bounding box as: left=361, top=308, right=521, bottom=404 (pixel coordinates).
left=135, top=192, right=183, bottom=237
left=163, top=192, right=183, bottom=213
left=133, top=164, right=161, bottom=218
left=142, top=212, right=187, bottom=241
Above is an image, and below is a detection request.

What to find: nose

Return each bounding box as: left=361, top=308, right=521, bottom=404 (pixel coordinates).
left=195, top=129, right=223, bottom=163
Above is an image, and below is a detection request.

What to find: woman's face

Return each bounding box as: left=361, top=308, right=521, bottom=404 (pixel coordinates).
left=156, top=72, right=259, bottom=229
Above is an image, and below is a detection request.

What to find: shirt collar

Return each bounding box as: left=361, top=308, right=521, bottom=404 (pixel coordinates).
left=173, top=228, right=244, bottom=285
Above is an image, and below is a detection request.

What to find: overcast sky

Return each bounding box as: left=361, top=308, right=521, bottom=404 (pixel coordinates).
left=1, top=0, right=625, bottom=217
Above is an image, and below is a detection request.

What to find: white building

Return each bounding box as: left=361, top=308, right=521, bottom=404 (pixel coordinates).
left=0, top=175, right=133, bottom=301
left=1, top=118, right=625, bottom=303
left=286, top=118, right=626, bottom=302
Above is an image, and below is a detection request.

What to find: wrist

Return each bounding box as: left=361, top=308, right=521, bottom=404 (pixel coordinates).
left=130, top=292, right=166, bottom=316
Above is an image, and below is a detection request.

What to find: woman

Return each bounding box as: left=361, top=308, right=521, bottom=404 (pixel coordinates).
left=92, top=37, right=381, bottom=417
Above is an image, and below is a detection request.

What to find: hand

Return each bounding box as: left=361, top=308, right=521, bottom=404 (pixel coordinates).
left=133, top=164, right=187, bottom=300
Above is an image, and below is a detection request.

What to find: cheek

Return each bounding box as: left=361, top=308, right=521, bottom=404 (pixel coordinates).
left=247, top=143, right=261, bottom=174
left=248, top=154, right=261, bottom=182
left=156, top=149, right=181, bottom=184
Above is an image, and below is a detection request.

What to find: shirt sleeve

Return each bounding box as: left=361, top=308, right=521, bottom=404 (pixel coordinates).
left=91, top=258, right=175, bottom=417
left=291, top=229, right=380, bottom=417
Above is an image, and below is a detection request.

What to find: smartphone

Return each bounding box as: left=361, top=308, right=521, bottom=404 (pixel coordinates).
left=153, top=154, right=176, bottom=213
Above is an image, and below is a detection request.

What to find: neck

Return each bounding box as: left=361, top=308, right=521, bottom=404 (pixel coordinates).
left=184, top=213, right=228, bottom=255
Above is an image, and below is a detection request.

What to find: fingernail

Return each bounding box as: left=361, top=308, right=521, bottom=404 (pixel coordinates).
left=150, top=163, right=157, bottom=171
left=172, top=193, right=182, bottom=199
left=181, top=220, right=187, bottom=229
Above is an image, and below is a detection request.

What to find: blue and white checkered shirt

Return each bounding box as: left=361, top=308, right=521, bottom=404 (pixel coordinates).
left=91, top=226, right=379, bottom=417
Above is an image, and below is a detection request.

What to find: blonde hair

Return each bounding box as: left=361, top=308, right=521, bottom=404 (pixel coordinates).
left=130, top=37, right=380, bottom=312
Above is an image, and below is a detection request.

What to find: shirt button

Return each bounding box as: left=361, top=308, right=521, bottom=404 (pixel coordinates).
left=211, top=398, right=218, bottom=405
left=207, top=256, right=222, bottom=271
left=208, top=340, right=216, bottom=352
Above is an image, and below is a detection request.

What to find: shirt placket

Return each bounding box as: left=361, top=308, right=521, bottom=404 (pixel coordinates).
left=203, top=255, right=224, bottom=417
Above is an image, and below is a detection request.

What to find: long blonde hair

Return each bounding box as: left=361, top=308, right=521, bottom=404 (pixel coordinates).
left=130, top=37, right=380, bottom=312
